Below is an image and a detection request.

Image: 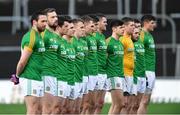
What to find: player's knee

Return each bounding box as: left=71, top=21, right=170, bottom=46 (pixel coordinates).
left=121, top=100, right=127, bottom=108
left=31, top=103, right=41, bottom=113
left=52, top=104, right=61, bottom=114
left=141, top=98, right=150, bottom=107
left=84, top=102, right=91, bottom=110
left=95, top=99, right=104, bottom=108
left=114, top=103, right=123, bottom=111
left=42, top=105, right=51, bottom=114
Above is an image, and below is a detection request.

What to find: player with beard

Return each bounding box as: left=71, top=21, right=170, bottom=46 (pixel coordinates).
left=41, top=8, right=59, bottom=114
left=11, top=10, right=47, bottom=114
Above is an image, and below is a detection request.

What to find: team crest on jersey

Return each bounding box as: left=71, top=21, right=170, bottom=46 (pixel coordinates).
left=39, top=41, right=45, bottom=47
left=116, top=83, right=120, bottom=88
left=33, top=89, right=37, bottom=94
left=46, top=86, right=50, bottom=91
left=50, top=38, right=57, bottom=43
left=59, top=90, right=63, bottom=95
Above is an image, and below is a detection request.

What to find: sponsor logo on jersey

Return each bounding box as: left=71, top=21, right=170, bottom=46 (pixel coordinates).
left=38, top=48, right=45, bottom=52
left=127, top=48, right=134, bottom=52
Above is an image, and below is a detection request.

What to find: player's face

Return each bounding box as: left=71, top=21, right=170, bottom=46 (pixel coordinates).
left=36, top=15, right=47, bottom=32
left=132, top=28, right=140, bottom=41
left=74, top=22, right=85, bottom=37
left=61, top=21, right=70, bottom=35
left=94, top=22, right=99, bottom=32
left=47, top=11, right=58, bottom=28
left=85, top=21, right=95, bottom=34
left=135, top=22, right=141, bottom=31
left=99, top=17, right=107, bottom=31
left=146, top=20, right=156, bottom=31
left=117, top=25, right=124, bottom=36
left=67, top=23, right=75, bottom=36
left=125, top=21, right=135, bottom=34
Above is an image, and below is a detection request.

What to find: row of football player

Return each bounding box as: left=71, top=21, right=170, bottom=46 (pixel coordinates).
left=11, top=8, right=157, bottom=114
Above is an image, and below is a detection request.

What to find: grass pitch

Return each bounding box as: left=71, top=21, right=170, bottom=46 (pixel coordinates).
left=0, top=103, right=180, bottom=114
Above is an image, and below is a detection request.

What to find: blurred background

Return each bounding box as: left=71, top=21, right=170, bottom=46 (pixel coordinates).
left=0, top=0, right=180, bottom=114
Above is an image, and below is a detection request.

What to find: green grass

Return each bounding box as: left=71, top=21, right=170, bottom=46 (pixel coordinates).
left=0, top=104, right=26, bottom=114
left=0, top=103, right=180, bottom=114
left=101, top=103, right=180, bottom=114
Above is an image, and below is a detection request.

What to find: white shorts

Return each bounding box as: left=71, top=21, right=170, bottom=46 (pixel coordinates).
left=107, top=77, right=124, bottom=90
left=145, top=71, right=156, bottom=93
left=57, top=80, right=68, bottom=98
left=74, top=82, right=83, bottom=98
left=66, top=85, right=76, bottom=100
left=137, top=77, right=146, bottom=93
left=88, top=75, right=98, bottom=91
left=124, top=76, right=134, bottom=94
left=95, top=74, right=107, bottom=90
left=82, top=76, right=89, bottom=94
left=132, top=83, right=137, bottom=95
left=43, top=76, right=58, bottom=96
left=19, top=78, right=44, bottom=97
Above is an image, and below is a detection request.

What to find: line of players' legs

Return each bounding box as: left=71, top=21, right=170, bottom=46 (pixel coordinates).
left=21, top=73, right=155, bottom=114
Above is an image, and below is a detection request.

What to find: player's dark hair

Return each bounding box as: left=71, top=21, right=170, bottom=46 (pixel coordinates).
left=72, top=18, right=84, bottom=24
left=96, top=13, right=106, bottom=19
left=43, top=8, right=56, bottom=15
left=80, top=15, right=94, bottom=23
left=141, top=15, right=156, bottom=22
left=58, top=15, right=72, bottom=27
left=110, top=19, right=124, bottom=29
left=88, top=14, right=99, bottom=22
left=122, top=17, right=134, bottom=25
left=134, top=19, right=141, bottom=24
left=30, top=10, right=46, bottom=26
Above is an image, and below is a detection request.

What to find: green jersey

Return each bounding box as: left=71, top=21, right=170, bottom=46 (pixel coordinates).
left=20, top=28, right=45, bottom=81
left=81, top=37, right=89, bottom=76
left=106, top=36, right=124, bottom=78
left=56, top=36, right=68, bottom=81
left=134, top=38, right=145, bottom=77
left=86, top=34, right=98, bottom=75
left=66, top=38, right=76, bottom=85
left=73, top=37, right=85, bottom=82
left=95, top=32, right=107, bottom=74
left=41, top=28, right=59, bottom=77
left=133, top=38, right=145, bottom=84
left=140, top=30, right=156, bottom=71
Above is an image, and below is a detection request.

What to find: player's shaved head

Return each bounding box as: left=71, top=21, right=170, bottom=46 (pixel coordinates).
left=81, top=15, right=95, bottom=23
left=122, top=17, right=134, bottom=25
left=88, top=14, right=99, bottom=22
left=110, top=19, right=124, bottom=29
left=141, top=15, right=156, bottom=23
left=72, top=18, right=84, bottom=24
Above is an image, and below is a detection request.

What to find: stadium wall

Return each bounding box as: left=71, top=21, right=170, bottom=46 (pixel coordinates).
left=0, top=79, right=180, bottom=104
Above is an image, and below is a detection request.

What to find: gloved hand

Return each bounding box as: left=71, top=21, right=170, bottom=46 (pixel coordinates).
left=10, top=74, right=19, bottom=85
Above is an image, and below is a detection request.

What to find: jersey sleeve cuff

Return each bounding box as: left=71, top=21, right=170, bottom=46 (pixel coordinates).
left=24, top=46, right=33, bottom=52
